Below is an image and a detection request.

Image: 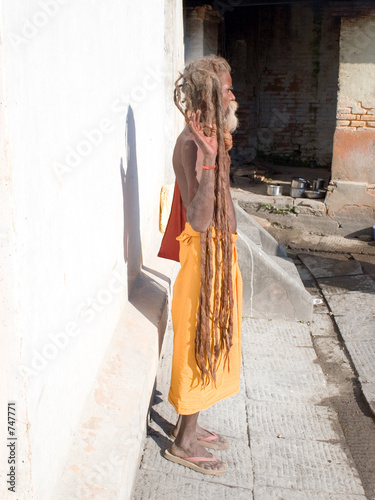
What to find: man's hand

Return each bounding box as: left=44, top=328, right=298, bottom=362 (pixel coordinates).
left=188, top=110, right=217, bottom=166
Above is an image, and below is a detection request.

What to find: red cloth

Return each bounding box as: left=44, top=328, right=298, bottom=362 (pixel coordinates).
left=158, top=180, right=187, bottom=262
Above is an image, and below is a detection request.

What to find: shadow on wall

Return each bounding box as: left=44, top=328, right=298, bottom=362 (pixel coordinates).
left=120, top=106, right=169, bottom=345
left=121, top=105, right=143, bottom=296
left=346, top=227, right=375, bottom=240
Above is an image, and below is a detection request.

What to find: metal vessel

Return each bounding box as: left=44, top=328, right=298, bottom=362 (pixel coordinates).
left=267, top=184, right=283, bottom=196
left=290, top=177, right=308, bottom=198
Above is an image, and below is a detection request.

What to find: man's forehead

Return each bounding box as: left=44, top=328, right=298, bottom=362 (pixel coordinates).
left=220, top=71, right=232, bottom=87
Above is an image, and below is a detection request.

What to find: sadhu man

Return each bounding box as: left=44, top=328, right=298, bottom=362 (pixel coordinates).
left=158, top=55, right=242, bottom=476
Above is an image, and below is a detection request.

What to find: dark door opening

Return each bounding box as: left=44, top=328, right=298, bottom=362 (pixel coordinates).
left=184, top=1, right=340, bottom=176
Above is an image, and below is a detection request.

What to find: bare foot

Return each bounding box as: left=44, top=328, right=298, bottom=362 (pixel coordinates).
left=169, top=441, right=226, bottom=473
left=169, top=422, right=228, bottom=449
left=196, top=423, right=215, bottom=440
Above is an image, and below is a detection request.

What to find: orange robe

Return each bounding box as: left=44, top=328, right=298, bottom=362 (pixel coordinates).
left=168, top=222, right=243, bottom=415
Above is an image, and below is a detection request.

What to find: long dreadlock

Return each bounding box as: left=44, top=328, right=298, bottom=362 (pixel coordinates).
left=174, top=55, right=236, bottom=387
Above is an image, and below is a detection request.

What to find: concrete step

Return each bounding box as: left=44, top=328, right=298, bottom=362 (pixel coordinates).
left=235, top=203, right=313, bottom=322
left=232, top=185, right=375, bottom=245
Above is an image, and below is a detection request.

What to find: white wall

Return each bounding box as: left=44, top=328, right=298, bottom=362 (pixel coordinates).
left=0, top=0, right=183, bottom=498
left=327, top=11, right=375, bottom=227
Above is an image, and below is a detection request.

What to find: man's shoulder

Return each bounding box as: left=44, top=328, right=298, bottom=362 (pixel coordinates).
left=176, top=126, right=191, bottom=144
left=175, top=127, right=196, bottom=156
left=180, top=129, right=199, bottom=150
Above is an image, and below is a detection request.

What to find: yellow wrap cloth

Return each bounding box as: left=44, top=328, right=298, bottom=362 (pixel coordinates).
left=168, top=222, right=243, bottom=415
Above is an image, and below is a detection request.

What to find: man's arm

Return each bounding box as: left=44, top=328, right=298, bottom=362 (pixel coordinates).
left=183, top=113, right=218, bottom=233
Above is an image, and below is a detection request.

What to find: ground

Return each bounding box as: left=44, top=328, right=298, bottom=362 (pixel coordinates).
left=290, top=249, right=375, bottom=499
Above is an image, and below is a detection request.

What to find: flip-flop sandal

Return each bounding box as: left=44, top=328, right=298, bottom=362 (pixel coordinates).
left=163, top=448, right=227, bottom=476
left=167, top=429, right=229, bottom=451
left=197, top=430, right=229, bottom=451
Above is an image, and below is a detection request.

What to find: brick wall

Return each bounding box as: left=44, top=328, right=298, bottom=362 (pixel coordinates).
left=225, top=3, right=340, bottom=168
left=337, top=103, right=375, bottom=129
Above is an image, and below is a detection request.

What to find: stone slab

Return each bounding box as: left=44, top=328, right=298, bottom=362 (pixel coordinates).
left=244, top=372, right=327, bottom=406
left=254, top=485, right=367, bottom=500
left=345, top=340, right=375, bottom=382
left=318, top=292, right=375, bottom=343
left=244, top=348, right=324, bottom=383
left=243, top=319, right=327, bottom=405
left=247, top=401, right=339, bottom=442
left=242, top=343, right=320, bottom=370
left=311, top=314, right=337, bottom=337
left=243, top=347, right=324, bottom=380
left=299, top=254, right=362, bottom=278
left=139, top=432, right=254, bottom=490
left=318, top=284, right=375, bottom=415
left=293, top=261, right=315, bottom=283
left=133, top=469, right=252, bottom=500
left=315, top=235, right=375, bottom=255
left=324, top=290, right=375, bottom=315
left=246, top=368, right=326, bottom=392
left=352, top=253, right=375, bottom=276
left=279, top=230, right=375, bottom=255
left=360, top=382, right=375, bottom=414
left=333, top=313, right=375, bottom=342
left=318, top=275, right=375, bottom=296
left=299, top=251, right=349, bottom=260
left=242, top=318, right=313, bottom=347
left=251, top=436, right=365, bottom=495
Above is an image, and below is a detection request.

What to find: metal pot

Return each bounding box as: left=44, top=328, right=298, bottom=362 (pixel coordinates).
left=312, top=178, right=325, bottom=191
left=290, top=187, right=305, bottom=198
left=267, top=184, right=283, bottom=196
left=291, top=177, right=308, bottom=189
left=304, top=189, right=326, bottom=199
left=290, top=177, right=309, bottom=198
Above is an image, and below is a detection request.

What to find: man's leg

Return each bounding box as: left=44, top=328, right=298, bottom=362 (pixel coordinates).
left=170, top=414, right=229, bottom=449
left=170, top=415, right=215, bottom=438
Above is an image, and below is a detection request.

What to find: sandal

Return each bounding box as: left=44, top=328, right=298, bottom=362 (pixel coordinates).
left=197, top=430, right=229, bottom=451
left=163, top=448, right=227, bottom=475
left=168, top=428, right=229, bottom=451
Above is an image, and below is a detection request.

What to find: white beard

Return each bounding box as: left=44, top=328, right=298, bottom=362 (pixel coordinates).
left=224, top=101, right=239, bottom=134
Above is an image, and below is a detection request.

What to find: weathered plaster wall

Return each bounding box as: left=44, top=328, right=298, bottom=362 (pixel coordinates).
left=326, top=12, right=375, bottom=228
left=226, top=3, right=340, bottom=168
left=0, top=1, right=183, bottom=498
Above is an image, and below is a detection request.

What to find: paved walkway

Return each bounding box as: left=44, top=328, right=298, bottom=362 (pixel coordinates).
left=298, top=252, right=375, bottom=416
left=132, top=290, right=368, bottom=499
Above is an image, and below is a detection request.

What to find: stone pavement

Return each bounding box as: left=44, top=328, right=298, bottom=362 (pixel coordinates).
left=132, top=306, right=367, bottom=498
left=298, top=252, right=375, bottom=416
